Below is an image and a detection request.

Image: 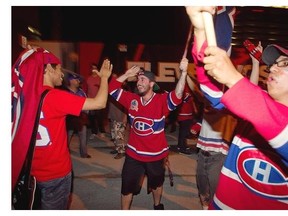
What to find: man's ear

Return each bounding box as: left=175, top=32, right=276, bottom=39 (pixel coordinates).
left=46, top=63, right=52, bottom=70
left=45, top=64, right=54, bottom=73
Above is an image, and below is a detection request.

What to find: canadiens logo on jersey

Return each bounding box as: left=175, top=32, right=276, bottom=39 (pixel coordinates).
left=237, top=147, right=288, bottom=199
left=130, top=99, right=138, bottom=111
left=132, top=117, right=154, bottom=136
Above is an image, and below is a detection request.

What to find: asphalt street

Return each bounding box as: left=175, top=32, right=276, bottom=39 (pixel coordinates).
left=68, top=127, right=202, bottom=211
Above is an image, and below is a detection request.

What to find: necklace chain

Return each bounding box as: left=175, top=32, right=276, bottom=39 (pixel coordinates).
left=142, top=93, right=154, bottom=105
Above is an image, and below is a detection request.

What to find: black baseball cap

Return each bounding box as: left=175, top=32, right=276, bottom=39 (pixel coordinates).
left=138, top=70, right=160, bottom=91
left=262, top=44, right=288, bottom=66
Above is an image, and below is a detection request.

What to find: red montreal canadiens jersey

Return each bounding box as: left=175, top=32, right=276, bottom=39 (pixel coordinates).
left=109, top=77, right=182, bottom=162
left=177, top=87, right=196, bottom=122
left=31, top=87, right=85, bottom=182
left=192, top=40, right=288, bottom=209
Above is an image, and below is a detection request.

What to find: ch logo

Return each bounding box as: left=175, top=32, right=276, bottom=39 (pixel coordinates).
left=237, top=148, right=288, bottom=199
left=132, top=117, right=154, bottom=136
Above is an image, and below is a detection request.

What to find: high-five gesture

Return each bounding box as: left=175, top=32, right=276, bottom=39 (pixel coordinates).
left=98, top=59, right=113, bottom=79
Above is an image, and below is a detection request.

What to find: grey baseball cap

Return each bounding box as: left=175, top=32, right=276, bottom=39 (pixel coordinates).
left=262, top=44, right=288, bottom=65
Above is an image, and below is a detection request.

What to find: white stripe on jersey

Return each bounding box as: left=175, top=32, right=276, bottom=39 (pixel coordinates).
left=270, top=124, right=288, bottom=148
left=213, top=194, right=235, bottom=210
left=127, top=144, right=169, bottom=156
left=221, top=166, right=242, bottom=184
left=200, top=84, right=223, bottom=98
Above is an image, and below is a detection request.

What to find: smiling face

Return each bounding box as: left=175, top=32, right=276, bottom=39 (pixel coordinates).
left=44, top=64, right=64, bottom=87
left=266, top=55, right=288, bottom=103
left=136, top=75, right=154, bottom=96
left=52, top=64, right=64, bottom=87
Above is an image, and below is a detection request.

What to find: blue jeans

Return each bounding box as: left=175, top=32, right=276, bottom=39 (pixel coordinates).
left=37, top=172, right=72, bottom=210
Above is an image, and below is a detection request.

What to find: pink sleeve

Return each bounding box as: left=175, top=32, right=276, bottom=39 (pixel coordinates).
left=191, top=38, right=224, bottom=92
left=191, top=38, right=225, bottom=109
left=222, top=78, right=288, bottom=141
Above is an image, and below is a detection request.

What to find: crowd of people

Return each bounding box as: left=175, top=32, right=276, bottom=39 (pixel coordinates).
left=11, top=6, right=288, bottom=210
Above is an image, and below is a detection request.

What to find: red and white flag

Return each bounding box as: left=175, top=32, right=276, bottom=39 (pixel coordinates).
left=11, top=48, right=60, bottom=191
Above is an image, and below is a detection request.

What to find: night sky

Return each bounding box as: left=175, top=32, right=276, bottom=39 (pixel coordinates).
left=29, top=6, right=191, bottom=44
left=11, top=6, right=288, bottom=64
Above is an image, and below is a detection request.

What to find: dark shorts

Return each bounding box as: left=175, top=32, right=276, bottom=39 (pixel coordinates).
left=121, top=155, right=165, bottom=195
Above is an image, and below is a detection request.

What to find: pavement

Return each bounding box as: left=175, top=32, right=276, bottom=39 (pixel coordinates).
left=68, top=126, right=202, bottom=210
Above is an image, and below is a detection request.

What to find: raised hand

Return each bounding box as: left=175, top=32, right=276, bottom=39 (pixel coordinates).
left=98, top=59, right=113, bottom=79
left=185, top=6, right=216, bottom=30
left=243, top=40, right=263, bottom=62
left=203, top=46, right=243, bottom=88
left=179, top=57, right=189, bottom=72
left=125, top=65, right=141, bottom=78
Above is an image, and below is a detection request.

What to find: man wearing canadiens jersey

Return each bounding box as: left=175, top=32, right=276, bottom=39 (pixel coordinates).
left=109, top=63, right=187, bottom=210
left=186, top=6, right=288, bottom=209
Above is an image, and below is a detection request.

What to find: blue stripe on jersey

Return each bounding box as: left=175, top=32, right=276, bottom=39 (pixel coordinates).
left=110, top=88, right=122, bottom=101
left=167, top=92, right=177, bottom=111
left=278, top=144, right=288, bottom=166
left=222, top=143, right=240, bottom=174
left=200, top=84, right=225, bottom=110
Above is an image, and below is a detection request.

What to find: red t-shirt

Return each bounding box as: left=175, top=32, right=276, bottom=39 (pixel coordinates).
left=86, top=75, right=101, bottom=98
left=31, top=86, right=85, bottom=182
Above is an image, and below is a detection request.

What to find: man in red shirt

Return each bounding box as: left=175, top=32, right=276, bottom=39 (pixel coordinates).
left=12, top=47, right=112, bottom=210
left=109, top=63, right=187, bottom=210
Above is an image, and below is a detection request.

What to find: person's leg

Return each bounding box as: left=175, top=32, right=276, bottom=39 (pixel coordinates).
left=121, top=193, right=133, bottom=210
left=67, top=130, right=74, bottom=147
left=146, top=158, right=165, bottom=210
left=121, top=155, right=144, bottom=210
left=207, top=153, right=226, bottom=201
left=95, top=109, right=106, bottom=135
left=37, top=172, right=72, bottom=210
left=196, top=151, right=210, bottom=209
left=169, top=110, right=178, bottom=133
left=152, top=186, right=163, bottom=207
left=177, top=120, right=186, bottom=149
left=79, top=125, right=90, bottom=157
left=178, top=119, right=194, bottom=154
left=114, top=121, right=126, bottom=159
left=110, top=119, right=116, bottom=141
left=109, top=120, right=118, bottom=154
left=117, top=122, right=126, bottom=152
left=89, top=111, right=97, bottom=138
